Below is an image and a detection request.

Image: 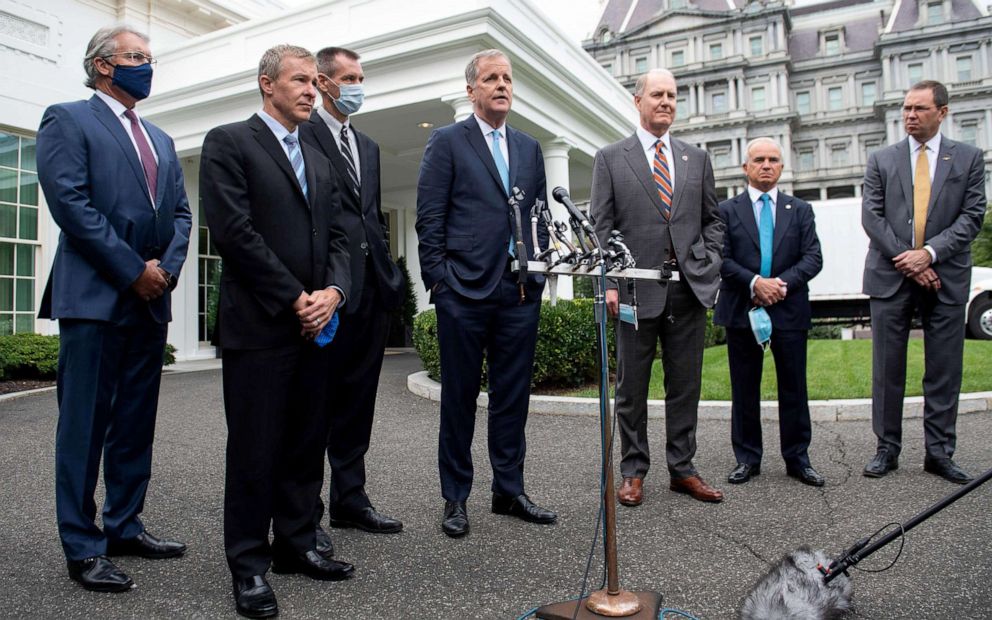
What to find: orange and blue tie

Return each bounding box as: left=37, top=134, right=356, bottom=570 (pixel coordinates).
left=653, top=140, right=672, bottom=219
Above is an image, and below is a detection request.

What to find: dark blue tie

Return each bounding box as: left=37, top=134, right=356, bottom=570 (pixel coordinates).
left=759, top=193, right=774, bottom=277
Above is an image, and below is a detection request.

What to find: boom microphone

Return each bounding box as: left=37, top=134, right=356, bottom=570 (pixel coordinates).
left=552, top=187, right=596, bottom=237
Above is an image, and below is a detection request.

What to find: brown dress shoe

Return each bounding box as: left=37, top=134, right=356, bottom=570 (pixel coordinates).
left=670, top=474, right=724, bottom=503
left=617, top=477, right=643, bottom=506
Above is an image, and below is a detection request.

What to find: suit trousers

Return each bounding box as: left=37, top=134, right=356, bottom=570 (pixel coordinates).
left=222, top=342, right=332, bottom=579
left=433, top=272, right=541, bottom=502
left=615, top=279, right=705, bottom=480
left=870, top=280, right=965, bottom=459
left=317, top=258, right=389, bottom=518
left=726, top=327, right=812, bottom=469
left=55, top=318, right=167, bottom=560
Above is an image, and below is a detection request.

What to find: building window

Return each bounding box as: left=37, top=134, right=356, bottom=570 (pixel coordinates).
left=798, top=149, right=815, bottom=171
left=197, top=203, right=222, bottom=342
left=907, top=63, right=923, bottom=87
left=796, top=91, right=811, bottom=115
left=828, top=86, right=843, bottom=111
left=824, top=34, right=840, bottom=56
left=749, top=36, right=763, bottom=57
left=709, top=42, right=723, bottom=60
left=670, top=0, right=687, bottom=8
left=0, top=131, right=39, bottom=335
left=709, top=143, right=732, bottom=168
left=959, top=123, right=978, bottom=146
left=677, top=97, right=689, bottom=117
left=710, top=91, right=727, bottom=114
left=865, top=140, right=883, bottom=158
left=671, top=49, right=685, bottom=67
left=830, top=145, right=849, bottom=167
left=602, top=63, right=613, bottom=75
left=956, top=56, right=972, bottom=81
left=634, top=56, right=648, bottom=74
left=751, top=86, right=767, bottom=110
left=861, top=82, right=876, bottom=107
left=927, top=1, right=944, bottom=24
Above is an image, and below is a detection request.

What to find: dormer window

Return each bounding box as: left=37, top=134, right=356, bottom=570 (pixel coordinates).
left=823, top=33, right=841, bottom=56
left=597, top=27, right=612, bottom=44
left=926, top=0, right=945, bottom=24
left=670, top=0, right=688, bottom=9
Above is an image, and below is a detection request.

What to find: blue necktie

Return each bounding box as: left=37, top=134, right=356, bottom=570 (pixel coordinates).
left=759, top=193, right=774, bottom=277
left=284, top=134, right=308, bottom=198
left=492, top=130, right=514, bottom=257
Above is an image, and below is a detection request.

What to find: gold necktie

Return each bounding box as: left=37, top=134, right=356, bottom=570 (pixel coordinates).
left=913, top=146, right=931, bottom=250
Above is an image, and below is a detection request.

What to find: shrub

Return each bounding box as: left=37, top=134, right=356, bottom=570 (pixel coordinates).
left=809, top=324, right=842, bottom=340
left=972, top=204, right=992, bottom=267
left=0, top=333, right=60, bottom=380
left=163, top=343, right=177, bottom=366
left=704, top=309, right=726, bottom=348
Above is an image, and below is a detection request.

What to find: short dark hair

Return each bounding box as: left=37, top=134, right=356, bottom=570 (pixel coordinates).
left=910, top=80, right=949, bottom=108
left=315, top=47, right=360, bottom=77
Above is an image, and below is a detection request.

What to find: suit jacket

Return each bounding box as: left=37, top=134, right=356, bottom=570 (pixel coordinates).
left=299, top=112, right=403, bottom=314
left=714, top=191, right=823, bottom=330
left=590, top=133, right=724, bottom=317
left=415, top=115, right=548, bottom=300
left=862, top=136, right=986, bottom=305
left=36, top=94, right=191, bottom=324
left=199, top=114, right=350, bottom=349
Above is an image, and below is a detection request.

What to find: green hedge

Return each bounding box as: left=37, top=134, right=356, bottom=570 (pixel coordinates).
left=0, top=334, right=177, bottom=381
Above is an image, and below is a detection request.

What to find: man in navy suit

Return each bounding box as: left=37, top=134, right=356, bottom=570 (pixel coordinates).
left=416, top=49, right=556, bottom=538
left=714, top=138, right=824, bottom=487
left=36, top=25, right=191, bottom=592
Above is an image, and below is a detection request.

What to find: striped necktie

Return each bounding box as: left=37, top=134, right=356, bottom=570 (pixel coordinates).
left=339, top=125, right=360, bottom=197
left=653, top=139, right=673, bottom=219
left=283, top=134, right=308, bottom=198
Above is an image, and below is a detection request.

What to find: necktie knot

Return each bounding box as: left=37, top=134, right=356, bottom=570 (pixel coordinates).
left=760, top=192, right=771, bottom=205
left=655, top=139, right=664, bottom=153
left=283, top=134, right=298, bottom=147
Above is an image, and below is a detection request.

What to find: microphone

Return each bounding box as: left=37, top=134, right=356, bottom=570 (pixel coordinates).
left=552, top=187, right=596, bottom=237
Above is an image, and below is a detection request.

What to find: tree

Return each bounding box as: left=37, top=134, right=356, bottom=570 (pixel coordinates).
left=972, top=203, right=992, bottom=268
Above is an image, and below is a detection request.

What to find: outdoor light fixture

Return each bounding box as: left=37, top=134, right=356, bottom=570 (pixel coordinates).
left=417, top=122, right=434, bottom=128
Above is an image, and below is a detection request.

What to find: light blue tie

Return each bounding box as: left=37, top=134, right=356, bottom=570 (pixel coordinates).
left=759, top=193, right=774, bottom=278
left=284, top=134, right=308, bottom=198
left=492, top=130, right=514, bottom=257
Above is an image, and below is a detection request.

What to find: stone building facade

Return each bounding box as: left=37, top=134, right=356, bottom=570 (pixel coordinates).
left=583, top=0, right=992, bottom=201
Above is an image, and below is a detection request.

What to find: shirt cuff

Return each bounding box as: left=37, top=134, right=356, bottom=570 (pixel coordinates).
left=749, top=275, right=760, bottom=298
left=924, top=245, right=937, bottom=264
left=327, top=285, right=346, bottom=307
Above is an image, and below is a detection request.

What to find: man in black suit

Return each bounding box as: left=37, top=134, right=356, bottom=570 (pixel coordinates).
left=416, top=49, right=556, bottom=538
left=714, top=138, right=824, bottom=487
left=861, top=80, right=986, bottom=484
left=299, top=46, right=405, bottom=543
left=200, top=44, right=355, bottom=619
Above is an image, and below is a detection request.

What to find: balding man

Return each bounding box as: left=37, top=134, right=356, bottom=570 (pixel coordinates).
left=591, top=68, right=725, bottom=506
left=714, top=138, right=824, bottom=487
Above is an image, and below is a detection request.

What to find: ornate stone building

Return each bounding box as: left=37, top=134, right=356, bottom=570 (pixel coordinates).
left=582, top=0, right=992, bottom=201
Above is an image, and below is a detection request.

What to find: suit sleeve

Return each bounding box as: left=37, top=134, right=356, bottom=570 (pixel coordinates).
left=415, top=129, right=452, bottom=291
left=158, top=136, right=192, bottom=283
left=322, top=166, right=351, bottom=301
left=590, top=149, right=618, bottom=290
left=36, top=105, right=146, bottom=290
left=717, top=202, right=755, bottom=289
left=926, top=148, right=987, bottom=261
left=700, top=154, right=724, bottom=263
left=861, top=152, right=910, bottom=259
left=199, top=126, right=305, bottom=316
left=777, top=202, right=823, bottom=290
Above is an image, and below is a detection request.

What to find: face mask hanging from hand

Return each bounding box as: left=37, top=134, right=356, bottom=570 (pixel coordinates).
left=111, top=63, right=153, bottom=101
left=748, top=306, right=773, bottom=350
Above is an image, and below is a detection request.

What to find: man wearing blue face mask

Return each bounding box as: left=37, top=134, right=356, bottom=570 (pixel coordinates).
left=714, top=138, right=824, bottom=487
left=300, top=47, right=406, bottom=546
left=36, top=25, right=191, bottom=592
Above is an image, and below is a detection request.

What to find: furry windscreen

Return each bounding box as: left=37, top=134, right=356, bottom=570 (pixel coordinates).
left=740, top=547, right=853, bottom=620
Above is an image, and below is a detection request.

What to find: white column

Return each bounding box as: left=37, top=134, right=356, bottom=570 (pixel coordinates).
left=728, top=77, right=737, bottom=109
left=172, top=156, right=210, bottom=360
left=780, top=132, right=792, bottom=170
left=767, top=23, right=775, bottom=51
left=854, top=183, right=862, bottom=198
left=984, top=109, right=992, bottom=147
left=847, top=74, right=855, bottom=109
left=731, top=137, right=740, bottom=165
left=688, top=83, right=697, bottom=115
left=698, top=82, right=706, bottom=112
left=980, top=42, right=989, bottom=77
left=734, top=30, right=743, bottom=56
left=441, top=94, right=473, bottom=122
left=542, top=138, right=575, bottom=300
left=769, top=74, right=779, bottom=108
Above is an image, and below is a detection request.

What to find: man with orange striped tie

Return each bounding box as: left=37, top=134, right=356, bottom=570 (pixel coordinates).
left=591, top=68, right=726, bottom=507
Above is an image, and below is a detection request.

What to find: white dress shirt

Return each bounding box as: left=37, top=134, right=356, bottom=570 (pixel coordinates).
left=475, top=114, right=509, bottom=168
left=316, top=105, right=361, bottom=182
left=95, top=90, right=159, bottom=166
left=636, top=125, right=675, bottom=197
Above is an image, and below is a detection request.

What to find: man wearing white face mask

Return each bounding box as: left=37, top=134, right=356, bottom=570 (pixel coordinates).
left=300, top=46, right=406, bottom=547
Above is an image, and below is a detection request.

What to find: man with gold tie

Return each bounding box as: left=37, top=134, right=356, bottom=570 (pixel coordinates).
left=861, top=80, right=986, bottom=484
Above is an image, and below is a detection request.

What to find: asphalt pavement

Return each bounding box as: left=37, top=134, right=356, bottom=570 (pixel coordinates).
left=0, top=352, right=989, bottom=619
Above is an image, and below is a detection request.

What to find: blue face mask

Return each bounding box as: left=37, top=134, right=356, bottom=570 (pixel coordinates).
left=332, top=82, right=364, bottom=116
left=111, top=62, right=153, bottom=101
left=748, top=306, right=773, bottom=350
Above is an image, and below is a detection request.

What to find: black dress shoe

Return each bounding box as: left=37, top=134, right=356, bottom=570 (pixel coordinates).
left=233, top=575, right=278, bottom=619
left=271, top=549, right=354, bottom=581
left=67, top=555, right=134, bottom=592
left=329, top=506, right=403, bottom=534
left=315, top=525, right=334, bottom=558
left=924, top=456, right=973, bottom=484
left=491, top=493, right=557, bottom=524
left=442, top=500, right=469, bottom=537
left=727, top=463, right=760, bottom=484
left=106, top=531, right=186, bottom=559
left=787, top=465, right=825, bottom=487
left=863, top=450, right=898, bottom=478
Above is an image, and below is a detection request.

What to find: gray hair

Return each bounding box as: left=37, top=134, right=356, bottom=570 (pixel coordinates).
left=83, top=25, right=149, bottom=89
left=634, top=68, right=675, bottom=96
left=744, top=137, right=783, bottom=162
left=258, top=44, right=314, bottom=95
left=465, top=49, right=509, bottom=85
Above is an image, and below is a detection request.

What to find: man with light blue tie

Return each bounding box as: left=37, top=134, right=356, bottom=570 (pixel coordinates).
left=714, top=138, right=824, bottom=487
left=416, top=49, right=555, bottom=538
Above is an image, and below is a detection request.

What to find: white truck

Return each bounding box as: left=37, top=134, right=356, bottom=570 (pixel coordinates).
left=809, top=198, right=992, bottom=340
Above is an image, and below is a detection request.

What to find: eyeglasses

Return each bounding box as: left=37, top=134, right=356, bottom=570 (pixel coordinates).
left=102, top=52, right=157, bottom=66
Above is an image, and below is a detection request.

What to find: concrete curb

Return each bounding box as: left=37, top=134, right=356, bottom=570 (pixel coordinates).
left=406, top=371, right=992, bottom=421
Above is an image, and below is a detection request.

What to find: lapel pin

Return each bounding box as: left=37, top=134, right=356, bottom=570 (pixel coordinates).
left=681, top=154, right=688, bottom=161
left=785, top=204, right=792, bottom=210
left=942, top=155, right=951, bottom=160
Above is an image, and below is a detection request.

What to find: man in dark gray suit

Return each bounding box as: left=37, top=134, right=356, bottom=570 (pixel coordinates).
left=861, top=80, right=986, bottom=484
left=591, top=68, right=725, bottom=505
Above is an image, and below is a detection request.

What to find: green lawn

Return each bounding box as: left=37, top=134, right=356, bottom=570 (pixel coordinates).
left=559, top=339, right=992, bottom=400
